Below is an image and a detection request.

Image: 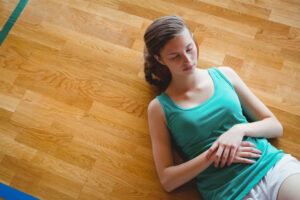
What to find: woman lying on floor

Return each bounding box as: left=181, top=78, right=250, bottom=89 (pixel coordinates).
left=144, top=15, right=300, bottom=200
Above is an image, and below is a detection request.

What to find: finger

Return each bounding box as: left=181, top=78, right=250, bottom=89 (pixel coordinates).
left=240, top=141, right=255, bottom=148
left=214, top=145, right=224, bottom=168
left=238, top=152, right=261, bottom=159
left=227, top=145, right=238, bottom=166
left=206, top=142, right=218, bottom=160
left=234, top=157, right=256, bottom=164
left=239, top=147, right=262, bottom=154
left=252, top=148, right=262, bottom=154
left=220, top=147, right=230, bottom=168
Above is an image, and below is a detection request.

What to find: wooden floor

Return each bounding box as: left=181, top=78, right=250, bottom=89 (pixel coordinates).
left=0, top=0, right=299, bottom=199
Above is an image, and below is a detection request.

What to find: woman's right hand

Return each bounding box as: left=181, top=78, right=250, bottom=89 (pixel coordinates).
left=231, top=141, right=261, bottom=166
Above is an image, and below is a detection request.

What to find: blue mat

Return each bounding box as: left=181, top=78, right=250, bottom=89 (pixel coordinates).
left=0, top=183, right=39, bottom=200
left=0, top=0, right=29, bottom=46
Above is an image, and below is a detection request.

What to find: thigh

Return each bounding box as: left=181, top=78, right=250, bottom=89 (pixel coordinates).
left=243, top=154, right=300, bottom=200
left=242, top=176, right=268, bottom=200
left=277, top=173, right=300, bottom=200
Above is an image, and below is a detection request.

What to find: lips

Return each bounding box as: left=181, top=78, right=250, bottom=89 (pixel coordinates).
left=183, top=65, right=194, bottom=71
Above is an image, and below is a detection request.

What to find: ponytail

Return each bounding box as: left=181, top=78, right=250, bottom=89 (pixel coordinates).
left=143, top=46, right=171, bottom=92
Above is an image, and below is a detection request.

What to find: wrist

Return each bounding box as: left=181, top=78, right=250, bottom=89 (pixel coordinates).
left=205, top=149, right=216, bottom=162
left=233, top=123, right=247, bottom=137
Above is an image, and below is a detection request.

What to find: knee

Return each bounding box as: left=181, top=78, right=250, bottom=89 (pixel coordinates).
left=277, top=173, right=300, bottom=200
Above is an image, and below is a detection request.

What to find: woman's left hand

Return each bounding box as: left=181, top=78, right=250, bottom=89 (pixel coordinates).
left=206, top=125, right=245, bottom=168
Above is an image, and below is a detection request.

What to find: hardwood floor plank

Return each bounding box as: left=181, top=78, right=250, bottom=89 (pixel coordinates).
left=30, top=152, right=89, bottom=184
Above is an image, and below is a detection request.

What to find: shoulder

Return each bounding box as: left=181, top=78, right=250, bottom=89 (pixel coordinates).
left=148, top=97, right=165, bottom=119
left=147, top=98, right=168, bottom=136
left=148, top=97, right=161, bottom=112
left=217, top=66, right=238, bottom=79
left=216, top=66, right=240, bottom=87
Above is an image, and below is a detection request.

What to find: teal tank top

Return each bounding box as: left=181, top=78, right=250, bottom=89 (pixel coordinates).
left=156, top=67, right=284, bottom=200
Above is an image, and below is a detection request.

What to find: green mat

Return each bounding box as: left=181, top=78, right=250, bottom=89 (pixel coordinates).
left=0, top=0, right=29, bottom=46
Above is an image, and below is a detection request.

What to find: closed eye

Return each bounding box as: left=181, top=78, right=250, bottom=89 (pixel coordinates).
left=170, top=55, right=179, bottom=60
left=187, top=45, right=193, bottom=52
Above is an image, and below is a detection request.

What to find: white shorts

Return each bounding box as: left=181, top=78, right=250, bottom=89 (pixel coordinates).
left=242, top=154, right=300, bottom=200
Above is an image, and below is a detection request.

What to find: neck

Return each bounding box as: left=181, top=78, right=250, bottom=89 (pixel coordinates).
left=168, top=68, right=203, bottom=93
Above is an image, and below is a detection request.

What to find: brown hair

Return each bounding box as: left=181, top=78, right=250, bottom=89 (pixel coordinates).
left=143, top=15, right=192, bottom=92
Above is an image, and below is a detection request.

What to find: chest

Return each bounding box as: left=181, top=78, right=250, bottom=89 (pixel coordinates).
left=168, top=77, right=215, bottom=109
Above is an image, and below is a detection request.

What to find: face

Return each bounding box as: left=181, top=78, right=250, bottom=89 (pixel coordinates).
left=154, top=28, right=198, bottom=75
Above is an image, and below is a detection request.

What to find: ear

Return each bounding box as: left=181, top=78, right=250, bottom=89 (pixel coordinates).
left=154, top=54, right=165, bottom=66
left=143, top=46, right=149, bottom=60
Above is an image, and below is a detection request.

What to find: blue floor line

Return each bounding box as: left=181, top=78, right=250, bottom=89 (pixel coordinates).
left=0, top=0, right=29, bottom=46
left=0, top=183, right=39, bottom=200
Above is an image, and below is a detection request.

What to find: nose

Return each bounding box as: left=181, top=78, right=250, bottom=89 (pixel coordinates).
left=183, top=52, right=192, bottom=64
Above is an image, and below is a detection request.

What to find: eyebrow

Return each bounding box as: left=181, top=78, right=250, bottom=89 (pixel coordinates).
left=167, top=42, right=193, bottom=56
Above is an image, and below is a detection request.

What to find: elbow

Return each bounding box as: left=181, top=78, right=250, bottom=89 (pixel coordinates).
left=272, top=117, right=283, bottom=137
left=266, top=117, right=283, bottom=138
left=277, top=121, right=283, bottom=137
left=161, top=177, right=174, bottom=193
left=160, top=172, right=176, bottom=193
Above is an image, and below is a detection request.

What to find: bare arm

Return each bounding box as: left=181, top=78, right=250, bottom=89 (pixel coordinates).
left=148, top=98, right=216, bottom=192
left=219, top=66, right=283, bottom=138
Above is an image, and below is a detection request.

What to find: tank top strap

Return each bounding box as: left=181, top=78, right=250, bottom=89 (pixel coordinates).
left=210, top=67, right=235, bottom=92
left=156, top=91, right=173, bottom=111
